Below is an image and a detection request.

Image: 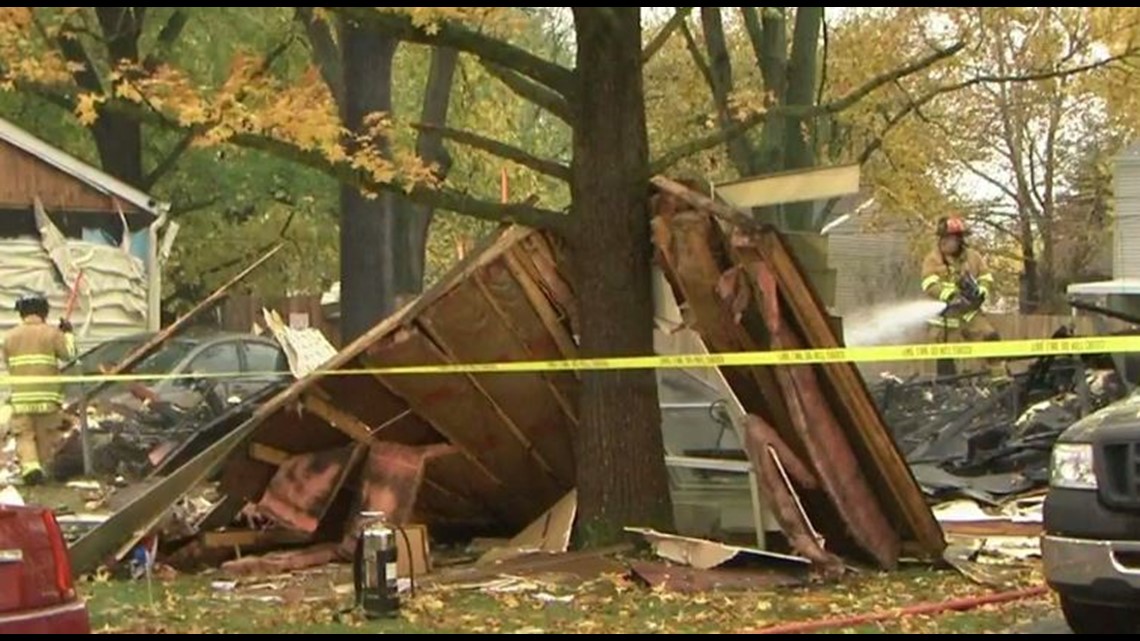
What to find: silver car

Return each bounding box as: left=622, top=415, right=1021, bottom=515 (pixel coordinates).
left=63, top=331, right=290, bottom=411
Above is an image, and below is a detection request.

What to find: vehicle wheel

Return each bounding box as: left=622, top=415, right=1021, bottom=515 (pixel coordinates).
left=1061, top=596, right=1140, bottom=634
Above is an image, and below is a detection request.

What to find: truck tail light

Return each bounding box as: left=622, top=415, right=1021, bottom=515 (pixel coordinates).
left=41, top=511, right=76, bottom=600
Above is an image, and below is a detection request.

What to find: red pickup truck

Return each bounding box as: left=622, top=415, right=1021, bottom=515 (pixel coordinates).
left=0, top=504, right=91, bottom=634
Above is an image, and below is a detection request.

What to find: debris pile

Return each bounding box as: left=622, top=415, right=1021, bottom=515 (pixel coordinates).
left=52, top=377, right=270, bottom=481
left=874, top=356, right=1128, bottom=504
left=867, top=336, right=1133, bottom=584
left=68, top=179, right=942, bottom=585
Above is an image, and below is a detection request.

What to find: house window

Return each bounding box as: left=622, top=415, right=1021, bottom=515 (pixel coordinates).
left=0, top=208, right=36, bottom=238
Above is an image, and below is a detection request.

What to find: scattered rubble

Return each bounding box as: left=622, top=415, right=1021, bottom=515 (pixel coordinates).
left=875, top=354, right=1128, bottom=503
left=628, top=560, right=803, bottom=593
left=873, top=352, right=1122, bottom=587
left=626, top=527, right=809, bottom=570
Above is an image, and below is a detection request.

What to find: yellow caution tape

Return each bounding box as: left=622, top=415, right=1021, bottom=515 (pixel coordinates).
left=0, top=335, right=1137, bottom=388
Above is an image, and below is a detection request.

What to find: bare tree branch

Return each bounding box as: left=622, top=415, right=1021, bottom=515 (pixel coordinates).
left=679, top=19, right=715, bottom=91
left=227, top=130, right=568, bottom=232
left=972, top=216, right=1022, bottom=241
left=827, top=41, right=966, bottom=114
left=480, top=61, right=571, bottom=123
left=740, top=7, right=766, bottom=71
left=331, top=7, right=573, bottom=96
left=142, top=130, right=194, bottom=189
left=55, top=30, right=103, bottom=94
left=168, top=196, right=220, bottom=218
left=652, top=43, right=964, bottom=172
left=142, top=8, right=189, bottom=72
left=700, top=7, right=754, bottom=175
left=915, top=93, right=1023, bottom=203
left=20, top=81, right=568, bottom=233
left=296, top=7, right=344, bottom=107
left=855, top=48, right=1140, bottom=167
left=642, top=7, right=692, bottom=64
left=411, top=122, right=570, bottom=180
left=416, top=46, right=458, bottom=178
left=958, top=157, right=1021, bottom=202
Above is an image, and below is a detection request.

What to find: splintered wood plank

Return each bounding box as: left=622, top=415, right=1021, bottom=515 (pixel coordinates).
left=500, top=251, right=581, bottom=417
left=743, top=229, right=944, bottom=558
left=502, top=249, right=579, bottom=360
left=478, top=256, right=579, bottom=426
left=203, top=529, right=312, bottom=549
left=249, top=442, right=291, bottom=467
left=652, top=210, right=796, bottom=442
left=302, top=394, right=375, bottom=444
left=363, top=328, right=565, bottom=521
left=417, top=277, right=576, bottom=486
left=314, top=370, right=442, bottom=446
left=515, top=234, right=579, bottom=334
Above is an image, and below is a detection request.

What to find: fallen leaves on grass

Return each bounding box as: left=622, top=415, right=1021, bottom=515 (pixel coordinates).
left=84, top=563, right=1049, bottom=634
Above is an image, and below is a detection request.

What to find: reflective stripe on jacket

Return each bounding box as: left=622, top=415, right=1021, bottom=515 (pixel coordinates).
left=920, top=247, right=995, bottom=328
left=2, top=317, right=75, bottom=414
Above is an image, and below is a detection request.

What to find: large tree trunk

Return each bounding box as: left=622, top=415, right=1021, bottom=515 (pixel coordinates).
left=569, top=7, right=673, bottom=546
left=93, top=7, right=146, bottom=185
left=309, top=15, right=457, bottom=340
left=781, top=7, right=823, bottom=230
left=338, top=19, right=403, bottom=340
left=701, top=8, right=754, bottom=176
left=403, top=47, right=460, bottom=294
left=749, top=6, right=788, bottom=175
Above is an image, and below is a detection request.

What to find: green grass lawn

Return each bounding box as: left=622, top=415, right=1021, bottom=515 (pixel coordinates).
left=81, top=564, right=1055, bottom=634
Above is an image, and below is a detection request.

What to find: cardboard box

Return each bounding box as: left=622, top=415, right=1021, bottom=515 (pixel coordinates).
left=396, top=524, right=431, bottom=579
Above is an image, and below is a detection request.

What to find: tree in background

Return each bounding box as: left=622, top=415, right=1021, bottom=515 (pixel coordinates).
left=848, top=8, right=1140, bottom=310
left=300, top=9, right=460, bottom=339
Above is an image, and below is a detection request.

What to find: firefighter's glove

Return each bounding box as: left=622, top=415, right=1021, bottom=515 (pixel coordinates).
left=59, top=319, right=73, bottom=333
left=943, top=295, right=971, bottom=316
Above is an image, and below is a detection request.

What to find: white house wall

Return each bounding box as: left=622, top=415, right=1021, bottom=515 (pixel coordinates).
left=0, top=238, right=149, bottom=350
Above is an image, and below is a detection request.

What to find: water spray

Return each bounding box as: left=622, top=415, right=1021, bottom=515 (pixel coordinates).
left=843, top=299, right=947, bottom=347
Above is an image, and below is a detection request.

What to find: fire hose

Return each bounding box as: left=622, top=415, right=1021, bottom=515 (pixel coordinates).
left=744, top=586, right=1049, bottom=635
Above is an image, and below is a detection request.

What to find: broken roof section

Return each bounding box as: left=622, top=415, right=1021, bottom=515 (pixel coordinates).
left=216, top=226, right=580, bottom=534
left=0, top=117, right=167, bottom=217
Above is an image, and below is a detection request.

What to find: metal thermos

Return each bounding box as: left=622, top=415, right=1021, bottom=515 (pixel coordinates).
left=352, top=511, right=399, bottom=619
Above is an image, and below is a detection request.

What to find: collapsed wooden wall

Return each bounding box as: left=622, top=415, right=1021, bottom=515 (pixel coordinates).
left=216, top=227, right=582, bottom=537
left=650, top=186, right=945, bottom=565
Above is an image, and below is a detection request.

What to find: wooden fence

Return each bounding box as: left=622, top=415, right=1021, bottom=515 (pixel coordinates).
left=220, top=294, right=339, bottom=345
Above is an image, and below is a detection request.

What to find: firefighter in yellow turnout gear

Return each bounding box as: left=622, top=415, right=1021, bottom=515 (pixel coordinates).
left=921, top=217, right=1007, bottom=379
left=2, top=294, right=75, bottom=485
